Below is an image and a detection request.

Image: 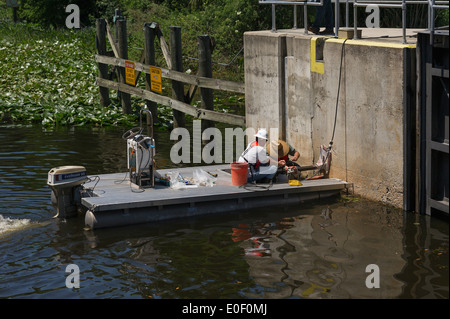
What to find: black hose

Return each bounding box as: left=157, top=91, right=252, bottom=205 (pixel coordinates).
left=329, top=38, right=348, bottom=149
left=312, top=38, right=348, bottom=178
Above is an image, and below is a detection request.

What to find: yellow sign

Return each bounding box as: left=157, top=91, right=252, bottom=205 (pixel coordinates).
left=125, top=60, right=135, bottom=86
left=150, top=66, right=162, bottom=94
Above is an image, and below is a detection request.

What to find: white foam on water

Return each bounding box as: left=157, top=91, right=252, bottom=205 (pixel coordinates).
left=0, top=214, right=32, bottom=236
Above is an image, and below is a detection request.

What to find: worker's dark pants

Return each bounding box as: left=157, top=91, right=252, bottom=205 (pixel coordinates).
left=312, top=0, right=334, bottom=29
left=248, top=165, right=277, bottom=183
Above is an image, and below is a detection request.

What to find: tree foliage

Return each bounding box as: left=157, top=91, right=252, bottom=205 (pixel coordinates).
left=19, top=0, right=100, bottom=27
left=16, top=0, right=449, bottom=30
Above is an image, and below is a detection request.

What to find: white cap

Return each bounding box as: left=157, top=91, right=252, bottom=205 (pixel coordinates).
left=254, top=129, right=268, bottom=140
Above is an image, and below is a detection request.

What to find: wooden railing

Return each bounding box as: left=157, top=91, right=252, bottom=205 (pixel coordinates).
left=95, top=17, right=246, bottom=127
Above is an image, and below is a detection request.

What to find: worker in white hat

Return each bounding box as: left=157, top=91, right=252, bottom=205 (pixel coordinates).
left=238, top=129, right=277, bottom=183
left=254, top=128, right=268, bottom=141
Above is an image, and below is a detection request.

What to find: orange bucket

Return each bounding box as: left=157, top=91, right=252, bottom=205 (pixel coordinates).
left=230, top=162, right=248, bottom=186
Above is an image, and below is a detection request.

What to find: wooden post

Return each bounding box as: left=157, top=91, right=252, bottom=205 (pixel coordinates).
left=144, top=23, right=158, bottom=122
left=13, top=7, right=18, bottom=23
left=117, top=19, right=132, bottom=114
left=198, top=35, right=214, bottom=132
left=170, top=26, right=185, bottom=128
left=96, top=19, right=111, bottom=107
left=113, top=9, right=122, bottom=88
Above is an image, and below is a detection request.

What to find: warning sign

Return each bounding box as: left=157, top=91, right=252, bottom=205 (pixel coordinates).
left=150, top=66, right=162, bottom=94
left=125, top=60, right=135, bottom=86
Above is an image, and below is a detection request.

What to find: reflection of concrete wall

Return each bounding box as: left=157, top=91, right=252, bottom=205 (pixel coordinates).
left=244, top=30, right=416, bottom=209
left=242, top=207, right=405, bottom=298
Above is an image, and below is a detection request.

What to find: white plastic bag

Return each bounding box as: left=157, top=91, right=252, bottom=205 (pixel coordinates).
left=166, top=170, right=187, bottom=190
left=193, top=168, right=216, bottom=187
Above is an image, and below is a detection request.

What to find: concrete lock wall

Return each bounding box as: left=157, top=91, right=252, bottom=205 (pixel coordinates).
left=244, top=30, right=416, bottom=209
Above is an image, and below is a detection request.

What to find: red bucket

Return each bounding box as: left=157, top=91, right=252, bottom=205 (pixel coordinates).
left=230, top=162, right=248, bottom=186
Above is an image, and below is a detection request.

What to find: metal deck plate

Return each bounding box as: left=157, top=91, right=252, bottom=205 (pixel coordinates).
left=81, top=164, right=350, bottom=228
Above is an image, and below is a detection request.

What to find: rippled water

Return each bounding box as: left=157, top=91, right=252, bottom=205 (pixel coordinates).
left=0, top=124, right=448, bottom=299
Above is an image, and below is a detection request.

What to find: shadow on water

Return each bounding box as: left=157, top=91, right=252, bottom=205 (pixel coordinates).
left=0, top=124, right=448, bottom=299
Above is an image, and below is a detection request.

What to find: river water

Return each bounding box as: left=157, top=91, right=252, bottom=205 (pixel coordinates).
left=0, top=124, right=448, bottom=299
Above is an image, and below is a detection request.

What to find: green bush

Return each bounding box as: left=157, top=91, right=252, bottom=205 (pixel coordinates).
left=19, top=0, right=68, bottom=27
left=18, top=0, right=121, bottom=27
left=0, top=21, right=136, bottom=126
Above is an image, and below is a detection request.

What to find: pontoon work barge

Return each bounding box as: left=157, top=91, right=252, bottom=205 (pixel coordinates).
left=81, top=164, right=350, bottom=229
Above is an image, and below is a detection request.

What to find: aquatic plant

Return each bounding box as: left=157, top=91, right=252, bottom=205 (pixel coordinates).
left=0, top=20, right=137, bottom=127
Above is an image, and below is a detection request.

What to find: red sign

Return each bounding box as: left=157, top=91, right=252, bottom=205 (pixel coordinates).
left=125, top=60, right=135, bottom=86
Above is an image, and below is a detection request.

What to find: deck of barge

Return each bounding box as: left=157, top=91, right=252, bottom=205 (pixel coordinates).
left=81, top=164, right=351, bottom=229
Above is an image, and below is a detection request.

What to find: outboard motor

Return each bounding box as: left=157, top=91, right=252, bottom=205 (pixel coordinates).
left=47, top=166, right=88, bottom=218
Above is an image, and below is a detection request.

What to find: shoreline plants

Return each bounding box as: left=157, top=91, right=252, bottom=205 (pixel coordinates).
left=1, top=1, right=447, bottom=128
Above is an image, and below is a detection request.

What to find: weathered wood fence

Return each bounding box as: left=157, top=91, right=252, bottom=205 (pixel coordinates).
left=95, top=16, right=246, bottom=128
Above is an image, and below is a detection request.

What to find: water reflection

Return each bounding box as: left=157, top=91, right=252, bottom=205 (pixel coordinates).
left=0, top=125, right=447, bottom=299
left=80, top=221, right=254, bottom=299
left=75, top=199, right=448, bottom=299
left=396, top=213, right=449, bottom=298
left=231, top=200, right=447, bottom=299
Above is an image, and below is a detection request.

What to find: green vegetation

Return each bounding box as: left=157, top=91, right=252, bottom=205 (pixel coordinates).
left=0, top=20, right=137, bottom=126
left=1, top=1, right=271, bottom=128
left=1, top=1, right=448, bottom=128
